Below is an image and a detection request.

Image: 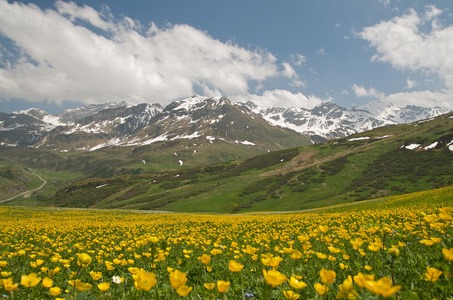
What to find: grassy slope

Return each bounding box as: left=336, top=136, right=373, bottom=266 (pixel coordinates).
left=0, top=132, right=310, bottom=205
left=32, top=112, right=453, bottom=213
left=0, top=163, right=44, bottom=201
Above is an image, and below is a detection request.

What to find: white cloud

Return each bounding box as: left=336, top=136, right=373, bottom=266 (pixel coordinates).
left=55, top=0, right=115, bottom=31
left=406, top=78, right=417, bottom=89
left=234, top=89, right=328, bottom=109
left=358, top=6, right=453, bottom=90
left=281, top=62, right=297, bottom=78
left=383, top=90, right=453, bottom=109
left=351, top=84, right=384, bottom=99
left=316, top=48, right=326, bottom=56
left=351, top=84, right=453, bottom=109
left=290, top=53, right=306, bottom=66
left=0, top=0, right=291, bottom=106
left=379, top=0, right=391, bottom=7
left=358, top=5, right=453, bottom=109
left=289, top=80, right=306, bottom=89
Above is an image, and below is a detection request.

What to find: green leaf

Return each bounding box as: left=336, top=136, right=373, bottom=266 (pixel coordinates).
left=401, top=291, right=420, bottom=300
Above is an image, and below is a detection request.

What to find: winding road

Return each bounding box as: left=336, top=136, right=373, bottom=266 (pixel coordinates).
left=0, top=173, right=46, bottom=204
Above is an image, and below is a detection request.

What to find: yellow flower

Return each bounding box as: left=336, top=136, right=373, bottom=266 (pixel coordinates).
left=76, top=253, right=92, bottom=266
left=169, top=269, right=187, bottom=289
left=336, top=275, right=358, bottom=299
left=263, top=269, right=287, bottom=287
left=42, top=277, right=53, bottom=288
left=49, top=286, right=62, bottom=296
left=368, top=242, right=382, bottom=252
left=290, top=250, right=303, bottom=260
left=364, top=277, right=401, bottom=297
left=21, top=273, right=42, bottom=287
left=148, top=236, right=159, bottom=243
left=424, top=267, right=442, bottom=282
left=420, top=239, right=435, bottom=246
left=197, top=254, right=211, bottom=265
left=132, top=269, right=157, bottom=291
left=289, top=276, right=307, bottom=289
left=75, top=280, right=92, bottom=292
left=98, top=282, right=110, bottom=292
left=176, top=285, right=193, bottom=297
left=228, top=260, right=244, bottom=272
left=443, top=248, right=453, bottom=262
left=206, top=266, right=212, bottom=272
left=128, top=267, right=140, bottom=274
left=204, top=282, right=215, bottom=290
left=0, top=261, right=7, bottom=267
left=217, top=280, right=230, bottom=293
left=90, top=271, right=102, bottom=280
left=70, top=280, right=91, bottom=292
left=424, top=214, right=439, bottom=223
left=261, top=254, right=284, bottom=268
left=364, top=265, right=372, bottom=271
left=314, top=283, right=329, bottom=295
left=1, top=271, right=12, bottom=277
left=328, top=246, right=341, bottom=253
left=320, top=269, right=336, bottom=285
left=2, top=278, right=19, bottom=291
left=353, top=273, right=374, bottom=288
left=319, top=225, right=329, bottom=233
left=283, top=290, right=300, bottom=299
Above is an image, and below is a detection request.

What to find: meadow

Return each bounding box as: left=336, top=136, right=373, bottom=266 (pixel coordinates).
left=1, top=186, right=453, bottom=299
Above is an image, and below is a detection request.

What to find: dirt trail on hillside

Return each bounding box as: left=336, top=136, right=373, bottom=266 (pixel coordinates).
left=0, top=174, right=46, bottom=203
left=261, top=142, right=376, bottom=177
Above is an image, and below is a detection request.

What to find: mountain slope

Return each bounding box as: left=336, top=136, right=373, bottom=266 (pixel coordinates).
left=243, top=100, right=451, bottom=139
left=40, top=111, right=453, bottom=212
left=1, top=95, right=312, bottom=151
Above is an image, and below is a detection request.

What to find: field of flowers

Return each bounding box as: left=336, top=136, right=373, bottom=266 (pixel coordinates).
left=1, top=186, right=453, bottom=299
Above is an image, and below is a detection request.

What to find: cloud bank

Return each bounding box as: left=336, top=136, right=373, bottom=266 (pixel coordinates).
left=235, top=89, right=327, bottom=109
left=0, top=0, right=298, bottom=106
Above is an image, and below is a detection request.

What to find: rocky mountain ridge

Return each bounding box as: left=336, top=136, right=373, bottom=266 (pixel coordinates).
left=243, top=100, right=451, bottom=139
left=0, top=95, right=311, bottom=151
left=0, top=95, right=450, bottom=150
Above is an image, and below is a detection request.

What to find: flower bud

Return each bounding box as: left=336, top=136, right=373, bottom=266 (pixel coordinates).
left=77, top=253, right=92, bottom=266
left=388, top=247, right=400, bottom=258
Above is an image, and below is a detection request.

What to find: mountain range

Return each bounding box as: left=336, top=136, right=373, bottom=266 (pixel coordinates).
left=0, top=95, right=310, bottom=151
left=0, top=94, right=452, bottom=212
left=1, top=95, right=450, bottom=151
left=243, top=100, right=450, bottom=139
left=38, top=110, right=453, bottom=212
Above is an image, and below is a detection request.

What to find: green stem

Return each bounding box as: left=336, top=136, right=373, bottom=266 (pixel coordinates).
left=241, top=272, right=246, bottom=300
left=154, top=284, right=159, bottom=299
left=72, top=264, right=82, bottom=300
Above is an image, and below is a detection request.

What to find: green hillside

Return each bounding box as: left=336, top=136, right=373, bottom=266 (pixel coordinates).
left=0, top=164, right=43, bottom=201
left=26, top=111, right=452, bottom=213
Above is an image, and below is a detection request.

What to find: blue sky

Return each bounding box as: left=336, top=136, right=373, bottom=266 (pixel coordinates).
left=0, top=0, right=452, bottom=113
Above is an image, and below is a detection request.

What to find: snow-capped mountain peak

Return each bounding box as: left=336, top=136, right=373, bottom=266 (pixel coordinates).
left=243, top=100, right=451, bottom=139
left=0, top=96, right=450, bottom=150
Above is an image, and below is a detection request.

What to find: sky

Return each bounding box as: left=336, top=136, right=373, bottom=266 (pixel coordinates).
left=0, top=0, right=452, bottom=114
